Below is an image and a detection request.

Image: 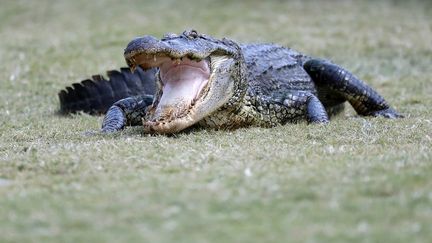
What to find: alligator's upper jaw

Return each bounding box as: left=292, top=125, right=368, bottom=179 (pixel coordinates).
left=127, top=51, right=222, bottom=134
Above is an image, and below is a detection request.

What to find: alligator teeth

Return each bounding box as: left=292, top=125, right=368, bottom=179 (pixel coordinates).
left=130, top=65, right=137, bottom=73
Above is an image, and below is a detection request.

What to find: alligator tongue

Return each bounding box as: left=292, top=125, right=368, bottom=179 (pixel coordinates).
left=153, top=62, right=209, bottom=120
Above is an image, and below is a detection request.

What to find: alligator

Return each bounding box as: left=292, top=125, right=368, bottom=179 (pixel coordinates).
left=59, top=30, right=402, bottom=134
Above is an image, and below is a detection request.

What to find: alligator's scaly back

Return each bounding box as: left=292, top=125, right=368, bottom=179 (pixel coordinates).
left=241, top=43, right=315, bottom=96
left=58, top=67, right=156, bottom=114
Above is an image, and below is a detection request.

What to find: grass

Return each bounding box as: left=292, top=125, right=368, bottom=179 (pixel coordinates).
left=1, top=0, right=431, bottom=242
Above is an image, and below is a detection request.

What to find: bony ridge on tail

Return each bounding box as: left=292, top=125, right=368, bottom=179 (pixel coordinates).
left=59, top=30, right=403, bottom=134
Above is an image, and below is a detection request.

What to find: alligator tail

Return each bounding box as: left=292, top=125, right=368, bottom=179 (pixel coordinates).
left=58, top=67, right=157, bottom=115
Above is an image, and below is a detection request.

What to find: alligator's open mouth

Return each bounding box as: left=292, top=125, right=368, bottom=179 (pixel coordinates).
left=127, top=52, right=231, bottom=134
left=123, top=31, right=240, bottom=134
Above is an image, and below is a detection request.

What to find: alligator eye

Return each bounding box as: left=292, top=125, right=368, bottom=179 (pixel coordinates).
left=183, top=29, right=199, bottom=39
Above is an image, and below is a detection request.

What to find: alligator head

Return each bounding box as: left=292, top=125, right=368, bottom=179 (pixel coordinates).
left=124, top=30, right=247, bottom=134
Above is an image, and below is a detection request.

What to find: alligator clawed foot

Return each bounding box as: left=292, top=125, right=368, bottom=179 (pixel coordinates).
left=100, top=127, right=119, bottom=133
left=370, top=108, right=404, bottom=119
left=309, top=119, right=330, bottom=124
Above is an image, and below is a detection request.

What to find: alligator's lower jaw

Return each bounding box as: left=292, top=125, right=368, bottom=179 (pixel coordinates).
left=142, top=91, right=208, bottom=134
left=142, top=112, right=197, bottom=134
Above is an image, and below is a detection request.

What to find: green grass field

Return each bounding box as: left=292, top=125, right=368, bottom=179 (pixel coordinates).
left=1, top=0, right=431, bottom=242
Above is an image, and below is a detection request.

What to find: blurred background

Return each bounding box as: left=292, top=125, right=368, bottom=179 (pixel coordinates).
left=1, top=1, right=431, bottom=242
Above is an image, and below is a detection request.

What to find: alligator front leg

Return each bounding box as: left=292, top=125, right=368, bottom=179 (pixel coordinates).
left=253, top=91, right=329, bottom=125
left=304, top=94, right=329, bottom=123
left=304, top=59, right=403, bottom=118
left=101, top=94, right=153, bottom=133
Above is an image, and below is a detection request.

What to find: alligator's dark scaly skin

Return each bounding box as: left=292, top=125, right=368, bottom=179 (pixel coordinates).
left=59, top=31, right=402, bottom=133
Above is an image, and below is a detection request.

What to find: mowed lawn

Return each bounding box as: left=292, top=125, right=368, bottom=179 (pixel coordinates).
left=1, top=0, right=431, bottom=242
